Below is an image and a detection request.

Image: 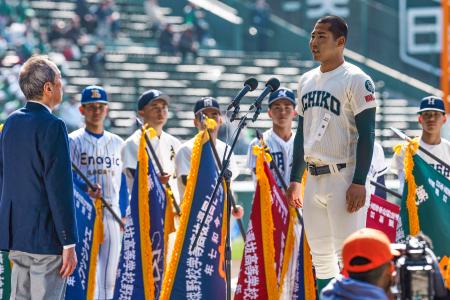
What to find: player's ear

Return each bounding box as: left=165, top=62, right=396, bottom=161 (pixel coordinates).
left=337, top=36, right=345, bottom=47
left=79, top=105, right=85, bottom=115
left=268, top=109, right=273, bottom=119
left=418, top=114, right=423, bottom=125
left=443, top=113, right=447, bottom=124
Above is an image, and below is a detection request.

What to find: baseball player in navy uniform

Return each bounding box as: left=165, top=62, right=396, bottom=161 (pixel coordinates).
left=69, top=86, right=126, bottom=300
left=286, top=16, right=377, bottom=293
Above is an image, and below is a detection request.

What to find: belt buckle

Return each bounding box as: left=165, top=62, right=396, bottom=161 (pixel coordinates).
left=308, top=163, right=317, bottom=176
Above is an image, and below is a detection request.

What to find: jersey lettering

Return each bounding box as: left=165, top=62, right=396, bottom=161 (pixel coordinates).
left=80, top=152, right=120, bottom=168
left=302, top=90, right=340, bottom=115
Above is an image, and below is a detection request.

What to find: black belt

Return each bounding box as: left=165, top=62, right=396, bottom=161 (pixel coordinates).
left=307, top=163, right=346, bottom=176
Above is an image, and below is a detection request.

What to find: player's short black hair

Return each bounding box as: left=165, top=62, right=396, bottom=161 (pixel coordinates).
left=316, top=15, right=348, bottom=41
left=347, top=256, right=390, bottom=285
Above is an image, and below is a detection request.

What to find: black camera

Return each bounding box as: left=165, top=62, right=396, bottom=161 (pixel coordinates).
left=391, top=235, right=449, bottom=300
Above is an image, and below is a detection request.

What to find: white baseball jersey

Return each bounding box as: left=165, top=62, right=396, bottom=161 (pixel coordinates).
left=297, top=61, right=377, bottom=165
left=121, top=129, right=181, bottom=201
left=391, top=137, right=450, bottom=191
left=247, top=129, right=294, bottom=187
left=69, top=128, right=124, bottom=299
left=175, top=137, right=239, bottom=200
left=367, top=142, right=388, bottom=195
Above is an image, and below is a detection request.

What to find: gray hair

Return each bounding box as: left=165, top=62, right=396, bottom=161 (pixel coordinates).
left=19, top=55, right=57, bottom=100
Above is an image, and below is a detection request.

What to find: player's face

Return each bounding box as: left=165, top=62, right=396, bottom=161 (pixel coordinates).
left=419, top=111, right=447, bottom=135
left=268, top=99, right=296, bottom=128
left=194, top=108, right=222, bottom=133
left=139, top=99, right=168, bottom=127
left=80, top=103, right=108, bottom=127
left=309, top=22, right=345, bottom=63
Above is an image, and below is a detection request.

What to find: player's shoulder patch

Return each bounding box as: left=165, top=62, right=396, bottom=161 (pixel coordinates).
left=365, top=80, right=375, bottom=93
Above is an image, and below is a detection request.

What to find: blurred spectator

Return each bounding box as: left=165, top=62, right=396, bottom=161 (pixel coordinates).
left=48, top=20, right=65, bottom=44
left=158, top=23, right=176, bottom=55
left=88, top=43, right=106, bottom=74
left=144, top=0, right=163, bottom=36
left=94, top=0, right=120, bottom=40
left=15, top=0, right=32, bottom=24
left=183, top=3, right=211, bottom=46
left=0, top=0, right=11, bottom=32
left=183, top=3, right=198, bottom=26
left=178, top=26, right=198, bottom=61
left=57, top=95, right=83, bottom=132
left=75, top=0, right=96, bottom=34
left=251, top=0, right=270, bottom=51
left=65, top=16, right=82, bottom=45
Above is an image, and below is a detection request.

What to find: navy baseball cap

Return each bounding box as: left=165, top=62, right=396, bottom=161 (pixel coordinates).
left=194, top=97, right=220, bottom=114
left=268, top=88, right=296, bottom=106
left=418, top=96, right=446, bottom=114
left=81, top=85, right=108, bottom=104
left=137, top=89, right=170, bottom=110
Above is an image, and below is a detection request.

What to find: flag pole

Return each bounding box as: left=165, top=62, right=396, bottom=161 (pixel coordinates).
left=255, top=130, right=303, bottom=224
left=204, top=126, right=246, bottom=240
left=136, top=119, right=181, bottom=216
left=369, top=180, right=402, bottom=199
left=390, top=127, right=450, bottom=170
left=72, top=163, right=125, bottom=228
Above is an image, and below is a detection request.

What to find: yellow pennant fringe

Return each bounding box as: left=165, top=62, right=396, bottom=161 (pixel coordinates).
left=254, top=145, right=278, bottom=299
left=138, top=129, right=155, bottom=300
left=160, top=130, right=208, bottom=300
left=163, top=187, right=176, bottom=272
left=86, top=198, right=104, bottom=300
left=399, top=139, right=420, bottom=235
left=218, top=182, right=228, bottom=280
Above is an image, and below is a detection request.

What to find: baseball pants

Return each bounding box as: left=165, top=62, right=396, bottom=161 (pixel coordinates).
left=95, top=206, right=121, bottom=300
left=303, top=164, right=370, bottom=279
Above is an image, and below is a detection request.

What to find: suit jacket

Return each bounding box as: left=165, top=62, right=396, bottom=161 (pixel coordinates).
left=0, top=101, right=78, bottom=255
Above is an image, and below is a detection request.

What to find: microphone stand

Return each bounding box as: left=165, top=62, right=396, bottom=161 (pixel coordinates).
left=190, top=109, right=256, bottom=300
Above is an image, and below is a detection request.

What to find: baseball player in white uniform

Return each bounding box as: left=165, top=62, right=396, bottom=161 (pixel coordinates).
left=391, top=96, right=450, bottom=189
left=121, top=89, right=181, bottom=203
left=286, top=16, right=377, bottom=293
left=247, top=88, right=300, bottom=298
left=69, top=86, right=126, bottom=300
left=175, top=97, right=243, bottom=218
left=368, top=142, right=388, bottom=198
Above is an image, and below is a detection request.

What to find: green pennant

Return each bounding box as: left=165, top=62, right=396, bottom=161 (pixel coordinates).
left=0, top=251, right=11, bottom=300
left=400, top=155, right=450, bottom=258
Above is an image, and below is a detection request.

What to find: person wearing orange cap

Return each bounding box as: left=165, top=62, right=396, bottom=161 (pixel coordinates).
left=321, top=228, right=398, bottom=299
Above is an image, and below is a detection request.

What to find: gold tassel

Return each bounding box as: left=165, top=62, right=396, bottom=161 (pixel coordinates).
left=218, top=182, right=228, bottom=280
left=303, top=233, right=316, bottom=299
left=403, top=138, right=420, bottom=235
left=160, top=130, right=208, bottom=300
left=254, top=145, right=278, bottom=300
left=138, top=129, right=155, bottom=300
left=86, top=198, right=104, bottom=300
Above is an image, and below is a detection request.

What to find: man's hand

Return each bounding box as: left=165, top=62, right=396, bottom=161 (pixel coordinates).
left=60, top=247, right=77, bottom=278
left=346, top=183, right=366, bottom=213
left=159, top=173, right=171, bottom=185
left=286, top=182, right=303, bottom=208
left=232, top=205, right=244, bottom=219
left=88, top=184, right=102, bottom=199
left=120, top=217, right=127, bottom=232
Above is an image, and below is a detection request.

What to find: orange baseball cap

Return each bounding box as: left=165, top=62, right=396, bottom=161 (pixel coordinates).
left=342, top=228, right=400, bottom=274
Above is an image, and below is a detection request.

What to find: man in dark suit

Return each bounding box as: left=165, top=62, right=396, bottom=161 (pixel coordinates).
left=0, top=55, right=78, bottom=300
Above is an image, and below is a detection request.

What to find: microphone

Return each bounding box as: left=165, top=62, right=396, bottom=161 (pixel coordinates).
left=248, top=77, right=280, bottom=111
left=227, top=78, right=258, bottom=111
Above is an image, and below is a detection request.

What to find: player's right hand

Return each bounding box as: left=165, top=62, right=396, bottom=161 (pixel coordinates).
left=88, top=184, right=102, bottom=199
left=286, top=182, right=303, bottom=208
left=159, top=173, right=171, bottom=185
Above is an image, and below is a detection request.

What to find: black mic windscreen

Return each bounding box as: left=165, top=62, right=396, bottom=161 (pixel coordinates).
left=266, top=77, right=280, bottom=92
left=245, top=78, right=258, bottom=91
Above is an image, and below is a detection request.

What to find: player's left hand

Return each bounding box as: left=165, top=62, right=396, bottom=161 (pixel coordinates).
left=159, top=173, right=171, bottom=185
left=346, top=183, right=366, bottom=213
left=88, top=184, right=102, bottom=199
left=232, top=205, right=244, bottom=219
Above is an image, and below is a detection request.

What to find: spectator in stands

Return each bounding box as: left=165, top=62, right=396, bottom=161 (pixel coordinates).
left=88, top=42, right=106, bottom=74
left=0, top=0, right=12, bottom=35
left=94, top=0, right=120, bottom=40
left=321, top=228, right=397, bottom=300
left=144, top=0, right=163, bottom=36
left=48, top=20, right=66, bottom=44
left=158, top=23, right=176, bottom=55
left=183, top=3, right=199, bottom=27
left=15, top=0, right=32, bottom=24
left=57, top=95, right=83, bottom=133
left=75, top=0, right=96, bottom=34
left=251, top=0, right=270, bottom=51
left=178, top=26, right=198, bottom=61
